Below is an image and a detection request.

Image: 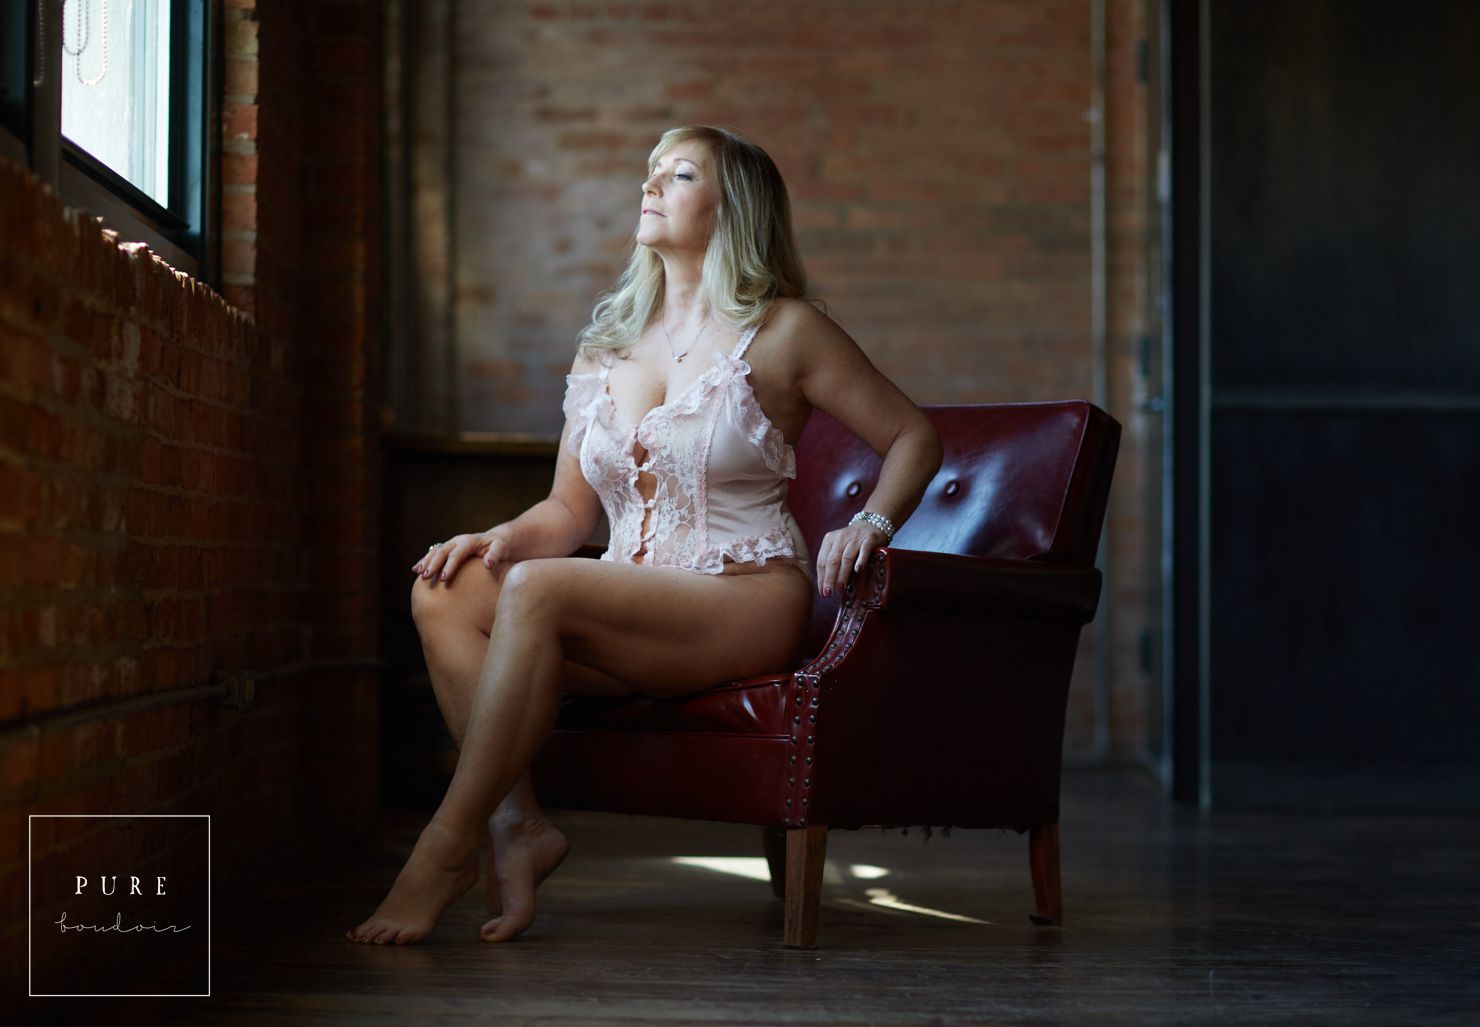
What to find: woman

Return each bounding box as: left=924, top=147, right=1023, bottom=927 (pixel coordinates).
left=347, top=125, right=943, bottom=946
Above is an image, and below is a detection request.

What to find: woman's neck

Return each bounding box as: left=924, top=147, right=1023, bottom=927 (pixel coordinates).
left=659, top=257, right=707, bottom=322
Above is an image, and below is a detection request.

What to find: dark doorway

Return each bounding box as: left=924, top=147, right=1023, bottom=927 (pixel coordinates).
left=1166, top=0, right=1480, bottom=809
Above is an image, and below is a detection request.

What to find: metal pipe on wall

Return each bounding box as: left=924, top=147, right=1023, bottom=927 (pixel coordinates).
left=0, top=659, right=389, bottom=746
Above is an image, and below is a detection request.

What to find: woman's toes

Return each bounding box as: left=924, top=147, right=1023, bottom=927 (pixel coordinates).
left=479, top=908, right=533, bottom=942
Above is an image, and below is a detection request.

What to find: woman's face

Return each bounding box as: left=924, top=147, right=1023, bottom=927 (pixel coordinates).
left=636, top=141, right=719, bottom=256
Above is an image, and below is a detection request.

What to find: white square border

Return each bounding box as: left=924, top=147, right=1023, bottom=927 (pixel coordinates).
left=28, top=813, right=211, bottom=999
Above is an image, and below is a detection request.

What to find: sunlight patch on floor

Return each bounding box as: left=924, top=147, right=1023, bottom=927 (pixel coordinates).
left=670, top=856, right=773, bottom=881
left=861, top=887, right=995, bottom=924
left=667, top=857, right=987, bottom=923
left=668, top=857, right=894, bottom=883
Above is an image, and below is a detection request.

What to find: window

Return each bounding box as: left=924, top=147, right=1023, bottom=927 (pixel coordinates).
left=0, top=0, right=217, bottom=284
left=0, top=5, right=28, bottom=163
left=61, top=0, right=174, bottom=207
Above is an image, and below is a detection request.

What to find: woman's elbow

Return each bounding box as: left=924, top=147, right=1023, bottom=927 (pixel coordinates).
left=918, top=416, right=945, bottom=472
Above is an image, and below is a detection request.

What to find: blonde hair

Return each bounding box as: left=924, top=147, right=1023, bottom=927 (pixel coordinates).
left=576, top=125, right=810, bottom=359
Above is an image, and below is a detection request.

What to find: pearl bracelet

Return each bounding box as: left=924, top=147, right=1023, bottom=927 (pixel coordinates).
left=849, top=509, right=895, bottom=541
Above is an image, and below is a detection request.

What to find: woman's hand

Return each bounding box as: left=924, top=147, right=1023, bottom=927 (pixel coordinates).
left=412, top=526, right=516, bottom=584
left=815, top=522, right=890, bottom=598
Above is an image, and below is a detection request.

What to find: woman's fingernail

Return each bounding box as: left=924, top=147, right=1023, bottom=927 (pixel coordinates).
left=823, top=585, right=831, bottom=596
left=439, top=571, right=447, bottom=580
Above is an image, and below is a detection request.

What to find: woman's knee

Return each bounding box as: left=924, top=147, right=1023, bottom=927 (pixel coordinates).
left=411, top=560, right=510, bottom=634
left=410, top=572, right=465, bottom=626
left=496, top=559, right=561, bottom=620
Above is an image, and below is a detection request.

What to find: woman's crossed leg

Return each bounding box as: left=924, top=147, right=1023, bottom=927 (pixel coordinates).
left=399, top=557, right=644, bottom=943
left=346, top=555, right=812, bottom=945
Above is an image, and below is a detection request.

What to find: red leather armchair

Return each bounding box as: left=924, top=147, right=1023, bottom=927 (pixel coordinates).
left=530, top=401, right=1122, bottom=947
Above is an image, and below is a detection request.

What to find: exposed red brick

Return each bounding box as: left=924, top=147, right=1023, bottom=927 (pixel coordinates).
left=0, top=0, right=384, bottom=956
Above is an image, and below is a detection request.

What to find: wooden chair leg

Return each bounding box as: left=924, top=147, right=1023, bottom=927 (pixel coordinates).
left=760, top=826, right=786, bottom=899
left=1029, top=822, right=1062, bottom=925
left=782, top=825, right=827, bottom=948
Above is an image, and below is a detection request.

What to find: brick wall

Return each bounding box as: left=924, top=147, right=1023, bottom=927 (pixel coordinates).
left=0, top=0, right=383, bottom=989
left=415, top=0, right=1154, bottom=757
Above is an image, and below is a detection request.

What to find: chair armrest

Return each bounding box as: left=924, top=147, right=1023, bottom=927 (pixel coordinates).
left=786, top=548, right=1099, bottom=830
left=844, top=546, right=1102, bottom=623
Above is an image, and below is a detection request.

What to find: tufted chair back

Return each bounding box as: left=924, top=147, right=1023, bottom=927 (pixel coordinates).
left=789, top=401, right=1121, bottom=659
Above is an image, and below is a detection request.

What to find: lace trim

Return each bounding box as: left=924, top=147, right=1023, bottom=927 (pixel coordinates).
left=568, top=346, right=793, bottom=476
left=562, top=371, right=607, bottom=456
left=683, top=524, right=803, bottom=574
left=599, top=526, right=805, bottom=575
left=726, top=356, right=796, bottom=478
left=637, top=350, right=734, bottom=425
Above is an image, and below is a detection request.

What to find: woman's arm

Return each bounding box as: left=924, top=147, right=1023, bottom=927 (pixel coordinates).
left=784, top=301, right=945, bottom=595
left=495, top=355, right=606, bottom=563
left=418, top=356, right=606, bottom=583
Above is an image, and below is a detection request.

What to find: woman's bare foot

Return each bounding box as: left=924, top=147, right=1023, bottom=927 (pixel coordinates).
left=480, top=814, right=570, bottom=942
left=345, top=814, right=480, bottom=945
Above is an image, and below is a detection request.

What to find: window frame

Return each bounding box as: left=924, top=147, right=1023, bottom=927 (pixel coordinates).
left=1, top=0, right=218, bottom=286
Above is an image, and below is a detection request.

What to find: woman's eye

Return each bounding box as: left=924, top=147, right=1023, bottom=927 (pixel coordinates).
left=676, top=172, right=693, bottom=181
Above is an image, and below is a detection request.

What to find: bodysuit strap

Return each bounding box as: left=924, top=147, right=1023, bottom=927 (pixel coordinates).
left=730, top=323, right=761, bottom=361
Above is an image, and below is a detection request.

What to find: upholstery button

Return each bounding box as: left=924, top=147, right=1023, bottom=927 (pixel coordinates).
left=806, top=735, right=813, bottom=743
left=805, top=756, right=812, bottom=764
left=786, top=798, right=792, bottom=806
left=790, top=755, right=797, bottom=763
left=788, top=777, right=795, bottom=785
left=793, top=715, right=800, bottom=724
left=795, top=696, right=803, bottom=705
left=804, top=778, right=810, bottom=787
left=809, top=714, right=816, bottom=722
left=801, top=798, right=808, bottom=805
left=945, top=479, right=960, bottom=496
left=846, top=481, right=861, bottom=497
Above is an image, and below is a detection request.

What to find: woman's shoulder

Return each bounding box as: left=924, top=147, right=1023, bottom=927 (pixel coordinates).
left=569, top=344, right=619, bottom=377
left=758, top=297, right=833, bottom=349
left=761, top=297, right=854, bottom=362
left=764, top=296, right=831, bottom=331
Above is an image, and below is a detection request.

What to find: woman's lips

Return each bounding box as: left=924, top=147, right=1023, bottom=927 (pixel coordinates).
left=642, top=209, right=664, bottom=216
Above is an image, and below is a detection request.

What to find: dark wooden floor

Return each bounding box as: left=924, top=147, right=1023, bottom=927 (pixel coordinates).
left=30, top=768, right=1480, bottom=1024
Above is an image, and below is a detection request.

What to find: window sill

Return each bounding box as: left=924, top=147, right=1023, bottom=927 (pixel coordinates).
left=58, top=158, right=199, bottom=279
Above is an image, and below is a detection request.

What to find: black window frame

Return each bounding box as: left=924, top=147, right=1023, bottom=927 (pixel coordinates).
left=0, top=0, right=218, bottom=286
